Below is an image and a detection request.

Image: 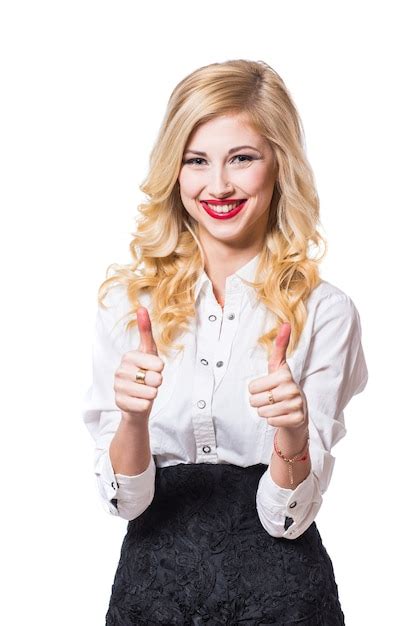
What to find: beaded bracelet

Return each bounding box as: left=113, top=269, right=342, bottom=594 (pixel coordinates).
left=273, top=428, right=310, bottom=487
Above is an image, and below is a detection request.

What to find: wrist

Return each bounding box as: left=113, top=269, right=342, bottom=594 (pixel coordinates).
left=273, top=425, right=309, bottom=459
left=121, top=411, right=149, bottom=428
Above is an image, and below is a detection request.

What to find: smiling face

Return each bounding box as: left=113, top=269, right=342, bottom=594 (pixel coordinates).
left=178, top=113, right=277, bottom=254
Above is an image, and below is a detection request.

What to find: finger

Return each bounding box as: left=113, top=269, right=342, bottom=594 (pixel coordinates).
left=268, top=322, right=291, bottom=374
left=123, top=349, right=164, bottom=373
left=258, top=397, right=304, bottom=418
left=249, top=382, right=300, bottom=407
left=137, top=306, right=159, bottom=356
left=117, top=378, right=159, bottom=401
left=248, top=367, right=293, bottom=395
left=117, top=362, right=163, bottom=386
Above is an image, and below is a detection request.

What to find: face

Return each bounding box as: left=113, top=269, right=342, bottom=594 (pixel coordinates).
left=178, top=113, right=277, bottom=252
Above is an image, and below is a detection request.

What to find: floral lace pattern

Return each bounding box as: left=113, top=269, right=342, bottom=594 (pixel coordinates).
left=106, top=463, right=345, bottom=625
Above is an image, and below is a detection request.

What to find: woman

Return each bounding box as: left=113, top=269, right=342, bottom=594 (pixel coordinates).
left=82, top=59, right=368, bottom=625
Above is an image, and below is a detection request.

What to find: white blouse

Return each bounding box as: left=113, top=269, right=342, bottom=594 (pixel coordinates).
left=81, top=253, right=368, bottom=540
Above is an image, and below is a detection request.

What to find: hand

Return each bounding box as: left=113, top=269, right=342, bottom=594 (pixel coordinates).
left=114, top=306, right=165, bottom=423
left=248, top=323, right=309, bottom=432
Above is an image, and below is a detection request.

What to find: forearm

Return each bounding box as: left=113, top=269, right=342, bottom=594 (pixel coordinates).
left=109, top=412, right=151, bottom=476
left=269, top=426, right=311, bottom=490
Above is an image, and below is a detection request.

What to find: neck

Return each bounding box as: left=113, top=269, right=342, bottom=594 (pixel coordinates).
left=204, top=249, right=260, bottom=293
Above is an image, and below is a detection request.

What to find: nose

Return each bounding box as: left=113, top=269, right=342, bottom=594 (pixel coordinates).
left=207, top=165, right=234, bottom=198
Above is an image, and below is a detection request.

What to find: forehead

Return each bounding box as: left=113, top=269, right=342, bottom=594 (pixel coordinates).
left=185, top=113, right=265, bottom=148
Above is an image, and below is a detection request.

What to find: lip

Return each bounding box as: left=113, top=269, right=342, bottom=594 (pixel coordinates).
left=201, top=199, right=246, bottom=206
left=200, top=199, right=246, bottom=220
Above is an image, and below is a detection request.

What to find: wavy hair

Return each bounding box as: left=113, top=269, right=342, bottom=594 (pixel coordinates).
left=97, top=59, right=327, bottom=359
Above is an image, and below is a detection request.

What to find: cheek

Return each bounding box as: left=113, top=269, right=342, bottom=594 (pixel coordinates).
left=178, top=170, right=201, bottom=199
left=242, top=168, right=274, bottom=196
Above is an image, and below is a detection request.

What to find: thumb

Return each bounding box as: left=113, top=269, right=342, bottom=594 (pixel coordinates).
left=137, top=306, right=159, bottom=356
left=268, top=322, right=291, bottom=374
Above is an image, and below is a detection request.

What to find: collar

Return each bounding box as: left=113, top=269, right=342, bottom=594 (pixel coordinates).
left=194, top=252, right=261, bottom=308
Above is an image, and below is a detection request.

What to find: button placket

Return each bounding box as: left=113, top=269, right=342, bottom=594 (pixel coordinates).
left=212, top=289, right=242, bottom=393
left=192, top=413, right=217, bottom=462
left=191, top=298, right=219, bottom=462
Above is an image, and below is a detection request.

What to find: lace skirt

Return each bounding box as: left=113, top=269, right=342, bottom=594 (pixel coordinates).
left=105, top=462, right=345, bottom=625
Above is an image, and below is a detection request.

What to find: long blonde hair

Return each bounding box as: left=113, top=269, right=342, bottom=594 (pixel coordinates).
left=98, top=59, right=327, bottom=359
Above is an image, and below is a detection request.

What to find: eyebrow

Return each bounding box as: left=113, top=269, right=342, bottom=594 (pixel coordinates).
left=184, top=145, right=261, bottom=156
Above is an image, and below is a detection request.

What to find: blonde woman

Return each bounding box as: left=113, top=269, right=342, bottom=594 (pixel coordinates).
left=82, top=59, right=368, bottom=625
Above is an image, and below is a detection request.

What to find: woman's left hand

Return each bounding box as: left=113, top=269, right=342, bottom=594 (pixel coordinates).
left=248, top=323, right=309, bottom=432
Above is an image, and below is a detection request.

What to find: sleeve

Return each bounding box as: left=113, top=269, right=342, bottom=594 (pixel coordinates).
left=256, top=292, right=368, bottom=539
left=81, top=285, right=156, bottom=520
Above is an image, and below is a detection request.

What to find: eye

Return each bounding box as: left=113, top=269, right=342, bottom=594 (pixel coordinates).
left=182, top=154, right=255, bottom=166
left=183, top=157, right=206, bottom=165
left=232, top=154, right=254, bottom=164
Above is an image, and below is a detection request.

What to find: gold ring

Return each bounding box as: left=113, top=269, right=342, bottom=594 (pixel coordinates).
left=135, top=368, right=146, bottom=384
left=267, top=389, right=274, bottom=404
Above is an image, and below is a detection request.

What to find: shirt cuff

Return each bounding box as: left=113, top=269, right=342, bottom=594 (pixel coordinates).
left=96, top=448, right=156, bottom=517
left=260, top=463, right=316, bottom=511
left=256, top=464, right=322, bottom=539
left=115, top=455, right=156, bottom=501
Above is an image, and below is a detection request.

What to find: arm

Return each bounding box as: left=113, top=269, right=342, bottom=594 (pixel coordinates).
left=110, top=412, right=152, bottom=476
left=81, top=285, right=156, bottom=520
left=107, top=412, right=156, bottom=520
left=269, top=423, right=312, bottom=489
left=256, top=292, right=369, bottom=539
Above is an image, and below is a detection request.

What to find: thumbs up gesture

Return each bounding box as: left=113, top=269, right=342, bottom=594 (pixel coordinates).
left=114, top=306, right=165, bottom=423
left=248, top=323, right=309, bottom=432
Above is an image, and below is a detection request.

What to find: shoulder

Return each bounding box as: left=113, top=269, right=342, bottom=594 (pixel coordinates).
left=307, top=279, right=360, bottom=312
left=307, top=279, right=353, bottom=305
left=100, top=283, right=152, bottom=316
left=97, top=283, right=152, bottom=348
left=305, top=279, right=363, bottom=335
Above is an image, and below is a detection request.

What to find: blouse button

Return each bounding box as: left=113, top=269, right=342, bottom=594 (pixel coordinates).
left=216, top=361, right=224, bottom=368
left=200, top=358, right=208, bottom=366
left=197, top=400, right=206, bottom=409
left=227, top=313, right=235, bottom=320
left=289, top=501, right=297, bottom=508
left=208, top=314, right=217, bottom=321
left=202, top=445, right=211, bottom=453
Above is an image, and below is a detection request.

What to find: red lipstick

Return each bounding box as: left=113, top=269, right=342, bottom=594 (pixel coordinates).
left=202, top=199, right=246, bottom=205
left=200, top=199, right=247, bottom=220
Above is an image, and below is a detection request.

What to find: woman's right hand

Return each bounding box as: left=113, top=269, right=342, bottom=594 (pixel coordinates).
left=114, top=306, right=164, bottom=423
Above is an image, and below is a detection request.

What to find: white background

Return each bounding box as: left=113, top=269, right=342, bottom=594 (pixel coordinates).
left=1, top=1, right=415, bottom=624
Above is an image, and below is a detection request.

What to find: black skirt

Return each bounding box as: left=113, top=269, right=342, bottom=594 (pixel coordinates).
left=105, top=462, right=345, bottom=625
